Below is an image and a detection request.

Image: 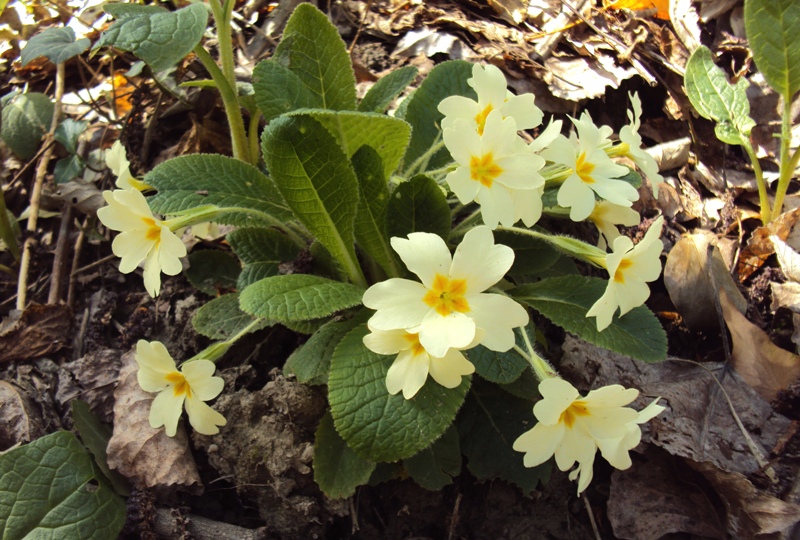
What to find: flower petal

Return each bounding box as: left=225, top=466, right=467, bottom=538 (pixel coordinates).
left=450, top=226, right=514, bottom=293
left=428, top=349, right=474, bottom=388
left=467, top=293, right=529, bottom=351
left=182, top=360, right=224, bottom=401
left=184, top=395, right=226, bottom=435
left=534, top=378, right=580, bottom=424
left=363, top=279, right=430, bottom=330
left=513, top=421, right=565, bottom=468
left=363, top=328, right=412, bottom=355
left=391, top=232, right=452, bottom=288
left=149, top=389, right=185, bottom=437
left=417, top=311, right=476, bottom=358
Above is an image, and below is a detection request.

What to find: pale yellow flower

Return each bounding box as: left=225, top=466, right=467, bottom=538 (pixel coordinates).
left=619, top=93, right=664, bottom=197
left=588, top=201, right=641, bottom=250
left=105, top=141, right=150, bottom=191
left=135, top=340, right=226, bottom=437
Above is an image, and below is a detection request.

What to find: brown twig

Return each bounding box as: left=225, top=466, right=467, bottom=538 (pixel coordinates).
left=348, top=0, right=374, bottom=55
left=67, top=215, right=90, bottom=309
left=47, top=205, right=72, bottom=304
left=447, top=492, right=462, bottom=540
left=582, top=494, right=602, bottom=540
left=154, top=508, right=265, bottom=540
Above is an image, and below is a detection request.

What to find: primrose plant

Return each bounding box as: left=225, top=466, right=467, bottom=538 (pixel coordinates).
left=94, top=2, right=668, bottom=496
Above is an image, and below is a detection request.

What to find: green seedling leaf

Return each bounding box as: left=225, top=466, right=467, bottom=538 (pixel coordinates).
left=328, top=325, right=470, bottom=462
left=95, top=3, right=207, bottom=72
left=71, top=400, right=130, bottom=497
left=54, top=119, right=87, bottom=155
left=228, top=227, right=301, bottom=289
left=262, top=115, right=361, bottom=282
left=386, top=174, right=451, bottom=241
left=54, top=155, right=85, bottom=185
left=745, top=0, right=800, bottom=99
left=457, top=378, right=550, bottom=495
left=0, top=431, right=126, bottom=539
left=465, top=325, right=532, bottom=384
left=314, top=411, right=376, bottom=498
left=1, top=93, right=54, bottom=159
left=684, top=46, right=755, bottom=146
left=351, top=146, right=399, bottom=277
left=185, top=250, right=241, bottom=295
left=192, top=293, right=270, bottom=341
left=511, top=275, right=667, bottom=362
left=404, top=425, right=461, bottom=491
left=273, top=3, right=356, bottom=111
left=145, top=154, right=292, bottom=226
left=21, top=27, right=90, bottom=66
left=494, top=229, right=560, bottom=277
left=398, top=60, right=475, bottom=172
left=252, top=59, right=318, bottom=123
left=358, top=66, right=418, bottom=113
left=285, top=310, right=369, bottom=385
left=240, top=274, right=364, bottom=323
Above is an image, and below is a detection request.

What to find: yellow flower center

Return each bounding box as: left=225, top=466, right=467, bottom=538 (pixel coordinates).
left=142, top=217, right=162, bottom=242
left=475, top=104, right=494, bottom=136
left=614, top=258, right=633, bottom=283
left=165, top=371, right=192, bottom=398
left=422, top=273, right=470, bottom=316
left=403, top=333, right=427, bottom=357
left=576, top=152, right=596, bottom=184
left=469, top=153, right=504, bottom=188
left=560, top=400, right=590, bottom=428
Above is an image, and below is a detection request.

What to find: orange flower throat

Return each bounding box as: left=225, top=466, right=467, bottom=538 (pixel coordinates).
left=166, top=371, right=192, bottom=398
left=423, top=274, right=470, bottom=316
left=613, top=258, right=633, bottom=283
left=470, top=153, right=503, bottom=188
left=560, top=400, right=590, bottom=428
left=576, top=152, right=596, bottom=184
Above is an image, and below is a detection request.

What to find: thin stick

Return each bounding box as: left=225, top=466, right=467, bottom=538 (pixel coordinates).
left=348, top=0, right=374, bottom=54
left=582, top=494, right=602, bottom=540
left=447, top=493, right=462, bottom=540
left=67, top=215, right=89, bottom=308
left=47, top=204, right=72, bottom=304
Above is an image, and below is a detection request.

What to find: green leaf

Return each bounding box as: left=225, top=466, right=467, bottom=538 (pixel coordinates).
left=0, top=93, right=54, bottom=159
left=262, top=115, right=361, bottom=282
left=103, top=4, right=167, bottom=18
left=404, top=425, right=461, bottom=491
left=185, top=250, right=241, bottom=295
left=95, top=3, right=208, bottom=72
left=292, top=109, right=412, bottom=179
left=358, top=66, right=418, bottom=113
left=54, top=155, right=85, bottom=185
left=398, top=60, right=475, bottom=172
left=240, top=274, right=365, bottom=323
left=351, top=146, right=399, bottom=277
left=71, top=400, right=130, bottom=497
left=313, top=411, right=376, bottom=498
left=284, top=310, right=369, bottom=385
left=457, top=379, right=550, bottom=495
left=0, top=431, right=126, bottom=539
left=511, top=275, right=667, bottom=362
left=273, top=3, right=356, bottom=111
left=145, top=154, right=292, bottom=226
left=21, top=27, right=90, bottom=66
left=684, top=46, right=755, bottom=146
left=328, top=324, right=470, bottom=462
left=465, top=326, right=531, bottom=384
left=252, top=59, right=318, bottom=123
left=745, top=0, right=800, bottom=99
left=497, top=366, right=541, bottom=402
left=494, top=229, right=560, bottom=277
left=386, top=175, right=451, bottom=241
left=227, top=227, right=301, bottom=289
left=54, top=119, right=87, bottom=155
left=192, top=293, right=270, bottom=340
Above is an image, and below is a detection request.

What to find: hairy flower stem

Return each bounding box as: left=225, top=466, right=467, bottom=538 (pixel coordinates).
left=502, top=226, right=608, bottom=268
left=183, top=317, right=266, bottom=365
left=771, top=96, right=800, bottom=222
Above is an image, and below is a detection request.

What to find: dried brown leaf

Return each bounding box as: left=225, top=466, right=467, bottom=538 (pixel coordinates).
left=737, top=208, right=800, bottom=281
left=0, top=303, right=71, bottom=363
left=544, top=54, right=637, bottom=101
left=0, top=380, right=45, bottom=451
left=106, top=351, right=202, bottom=494
left=56, top=348, right=123, bottom=424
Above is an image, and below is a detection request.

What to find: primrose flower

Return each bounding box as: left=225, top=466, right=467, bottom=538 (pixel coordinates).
left=587, top=216, right=664, bottom=331
left=362, top=226, right=529, bottom=358
left=97, top=189, right=187, bottom=297
left=443, top=110, right=545, bottom=229
left=438, top=63, right=543, bottom=135
left=543, top=113, right=639, bottom=222
left=619, top=93, right=664, bottom=197
left=135, top=340, right=226, bottom=437
left=589, top=201, right=641, bottom=250
left=513, top=377, right=665, bottom=494
left=364, top=327, right=477, bottom=399
left=105, top=141, right=150, bottom=191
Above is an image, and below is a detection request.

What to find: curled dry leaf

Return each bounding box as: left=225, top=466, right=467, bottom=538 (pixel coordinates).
left=0, top=303, right=71, bottom=363
left=56, top=349, right=123, bottom=424
left=738, top=208, right=800, bottom=281
left=0, top=380, right=46, bottom=451
left=106, top=350, right=202, bottom=495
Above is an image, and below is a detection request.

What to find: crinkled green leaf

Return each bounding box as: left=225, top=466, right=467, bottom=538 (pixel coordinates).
left=95, top=3, right=207, bottom=72
left=313, top=411, right=376, bottom=499
left=227, top=227, right=300, bottom=289
left=494, top=229, right=560, bottom=277
left=192, top=293, right=269, bottom=341
left=70, top=400, right=130, bottom=497
left=358, top=66, right=418, bottom=113
left=272, top=3, right=356, bottom=111
left=103, top=4, right=166, bottom=18
left=21, top=27, right=90, bottom=66
left=54, top=155, right=85, bottom=185
left=185, top=250, right=240, bottom=295
left=404, top=425, right=461, bottom=491
left=0, top=431, right=126, bottom=540
left=1, top=93, right=54, bottom=159
left=684, top=46, right=755, bottom=146
left=54, top=119, right=86, bottom=155
left=497, top=366, right=541, bottom=402
left=398, top=60, right=475, bottom=172
left=328, top=324, right=470, bottom=462
left=745, top=0, right=800, bottom=99
left=457, top=378, right=550, bottom=495
left=262, top=115, right=361, bottom=282
left=252, top=59, right=318, bottom=123
left=386, top=174, right=451, bottom=241
left=464, top=325, right=532, bottom=384
left=240, top=274, right=364, bottom=323
left=145, top=154, right=292, bottom=227
left=511, top=275, right=667, bottom=362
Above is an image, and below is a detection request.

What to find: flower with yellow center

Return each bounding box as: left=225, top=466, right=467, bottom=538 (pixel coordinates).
left=513, top=377, right=665, bottom=494
left=543, top=113, right=639, bottom=222
left=105, top=141, right=151, bottom=191
left=588, top=200, right=641, bottom=250
left=135, top=340, right=226, bottom=437
left=363, top=327, right=478, bottom=399
left=97, top=189, right=187, bottom=297
left=587, top=216, right=664, bottom=331
left=438, top=63, right=543, bottom=135
left=362, top=226, right=529, bottom=358
left=443, top=110, right=545, bottom=229
left=618, top=93, right=664, bottom=197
